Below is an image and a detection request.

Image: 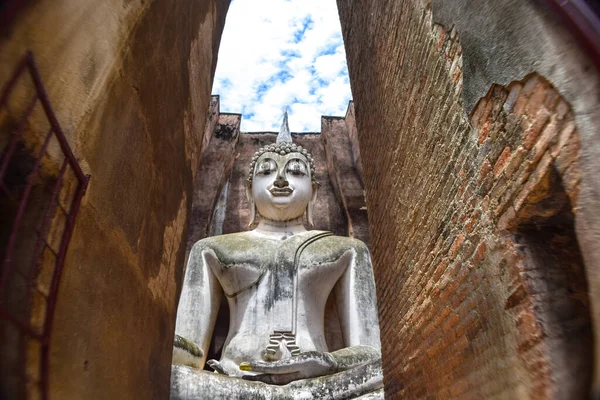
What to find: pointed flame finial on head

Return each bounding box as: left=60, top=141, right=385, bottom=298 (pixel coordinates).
left=276, top=108, right=293, bottom=143
left=245, top=107, right=319, bottom=227
left=247, top=107, right=317, bottom=187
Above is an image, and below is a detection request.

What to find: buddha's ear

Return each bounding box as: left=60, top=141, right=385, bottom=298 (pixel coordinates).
left=307, top=182, right=319, bottom=227
left=246, top=183, right=257, bottom=227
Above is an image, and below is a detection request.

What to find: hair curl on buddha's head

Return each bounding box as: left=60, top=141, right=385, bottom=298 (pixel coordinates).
left=246, top=142, right=317, bottom=185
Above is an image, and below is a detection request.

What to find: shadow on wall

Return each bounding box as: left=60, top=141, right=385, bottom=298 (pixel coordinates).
left=469, top=73, right=593, bottom=398
left=493, top=89, right=593, bottom=397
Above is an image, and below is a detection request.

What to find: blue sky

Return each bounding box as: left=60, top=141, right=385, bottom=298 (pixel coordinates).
left=211, top=0, right=352, bottom=132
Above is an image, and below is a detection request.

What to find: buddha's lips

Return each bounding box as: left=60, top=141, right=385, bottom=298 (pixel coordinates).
left=269, top=187, right=293, bottom=196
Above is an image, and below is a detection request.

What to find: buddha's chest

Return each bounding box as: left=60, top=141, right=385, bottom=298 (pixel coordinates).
left=207, top=235, right=349, bottom=301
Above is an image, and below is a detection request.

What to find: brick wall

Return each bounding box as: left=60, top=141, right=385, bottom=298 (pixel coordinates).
left=186, top=104, right=240, bottom=258
left=338, top=1, right=595, bottom=398
left=322, top=114, right=369, bottom=241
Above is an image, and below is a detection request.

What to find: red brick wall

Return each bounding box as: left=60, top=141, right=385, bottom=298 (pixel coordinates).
left=322, top=115, right=369, bottom=243
left=339, top=2, right=592, bottom=398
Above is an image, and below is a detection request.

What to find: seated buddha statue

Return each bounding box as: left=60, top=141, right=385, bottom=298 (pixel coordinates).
left=170, top=113, right=383, bottom=399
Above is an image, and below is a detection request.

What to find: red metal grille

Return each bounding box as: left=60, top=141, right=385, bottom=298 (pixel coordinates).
left=0, top=52, right=90, bottom=400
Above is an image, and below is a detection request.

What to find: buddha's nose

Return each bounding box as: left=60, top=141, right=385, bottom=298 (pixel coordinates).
left=274, top=173, right=289, bottom=188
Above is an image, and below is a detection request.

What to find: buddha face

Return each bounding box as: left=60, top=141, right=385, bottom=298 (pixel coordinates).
left=250, top=151, right=315, bottom=222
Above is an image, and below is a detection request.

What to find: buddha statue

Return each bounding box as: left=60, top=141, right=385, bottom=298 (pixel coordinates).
left=170, top=112, right=383, bottom=399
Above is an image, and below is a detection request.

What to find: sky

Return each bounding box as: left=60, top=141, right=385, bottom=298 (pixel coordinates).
left=211, top=0, right=353, bottom=132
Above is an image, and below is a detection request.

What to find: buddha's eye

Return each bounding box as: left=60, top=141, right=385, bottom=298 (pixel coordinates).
left=256, top=159, right=276, bottom=176
left=287, top=160, right=307, bottom=177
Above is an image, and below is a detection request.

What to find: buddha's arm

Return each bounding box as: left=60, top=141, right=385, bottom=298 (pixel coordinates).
left=172, top=242, right=222, bottom=369
left=333, top=240, right=382, bottom=361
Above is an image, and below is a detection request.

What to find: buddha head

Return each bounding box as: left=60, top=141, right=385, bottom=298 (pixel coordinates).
left=246, top=112, right=318, bottom=226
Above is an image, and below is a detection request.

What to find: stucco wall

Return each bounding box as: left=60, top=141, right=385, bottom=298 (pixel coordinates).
left=0, top=1, right=229, bottom=398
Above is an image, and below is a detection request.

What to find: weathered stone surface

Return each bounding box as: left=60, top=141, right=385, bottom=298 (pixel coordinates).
left=338, top=0, right=597, bottom=398
left=0, top=1, right=229, bottom=398
left=171, top=362, right=383, bottom=400
left=343, top=102, right=364, bottom=184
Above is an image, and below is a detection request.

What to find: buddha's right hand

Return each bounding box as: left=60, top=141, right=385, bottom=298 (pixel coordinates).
left=240, top=345, right=380, bottom=385
left=240, top=351, right=338, bottom=385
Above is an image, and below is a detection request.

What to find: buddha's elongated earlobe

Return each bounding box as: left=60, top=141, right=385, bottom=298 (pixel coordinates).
left=246, top=184, right=257, bottom=227
left=307, top=182, right=319, bottom=227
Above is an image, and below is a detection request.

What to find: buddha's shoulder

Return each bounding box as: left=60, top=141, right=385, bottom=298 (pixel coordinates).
left=189, top=232, right=258, bottom=254
left=188, top=233, right=370, bottom=267
left=313, top=233, right=370, bottom=254
left=188, top=231, right=369, bottom=257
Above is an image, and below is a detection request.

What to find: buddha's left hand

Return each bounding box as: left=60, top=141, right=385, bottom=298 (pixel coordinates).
left=240, top=351, right=338, bottom=385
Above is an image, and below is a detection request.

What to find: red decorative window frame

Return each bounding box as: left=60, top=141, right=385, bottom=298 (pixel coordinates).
left=0, top=52, right=90, bottom=400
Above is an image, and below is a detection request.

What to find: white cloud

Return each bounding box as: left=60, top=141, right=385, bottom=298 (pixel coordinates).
left=212, top=0, right=352, bottom=132
left=314, top=52, right=346, bottom=82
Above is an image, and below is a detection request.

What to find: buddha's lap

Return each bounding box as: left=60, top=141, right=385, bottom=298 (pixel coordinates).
left=170, top=360, right=383, bottom=399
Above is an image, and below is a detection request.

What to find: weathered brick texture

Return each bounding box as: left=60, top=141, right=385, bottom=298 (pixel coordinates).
left=322, top=115, right=369, bottom=241
left=338, top=1, right=593, bottom=398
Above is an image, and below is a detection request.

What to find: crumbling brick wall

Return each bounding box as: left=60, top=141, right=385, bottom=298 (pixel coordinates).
left=338, top=0, right=598, bottom=398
